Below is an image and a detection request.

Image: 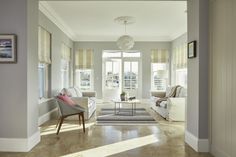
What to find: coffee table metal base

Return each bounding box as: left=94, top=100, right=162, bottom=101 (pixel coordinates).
left=113, top=100, right=138, bottom=116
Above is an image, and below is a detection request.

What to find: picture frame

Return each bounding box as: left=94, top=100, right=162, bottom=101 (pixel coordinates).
left=0, top=34, right=17, bottom=63
left=188, top=40, right=196, bottom=58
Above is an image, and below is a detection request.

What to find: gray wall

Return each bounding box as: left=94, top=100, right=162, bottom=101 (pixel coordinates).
left=0, top=0, right=38, bottom=138
left=186, top=0, right=209, bottom=140
left=170, top=33, right=187, bottom=85
left=209, top=1, right=236, bottom=156
left=38, top=11, right=73, bottom=117
left=74, top=41, right=171, bottom=99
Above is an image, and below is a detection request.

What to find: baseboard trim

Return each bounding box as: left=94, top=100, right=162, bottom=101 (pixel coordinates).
left=38, top=108, right=58, bottom=126
left=211, top=145, right=230, bottom=157
left=185, top=130, right=209, bottom=152
left=0, top=130, right=40, bottom=152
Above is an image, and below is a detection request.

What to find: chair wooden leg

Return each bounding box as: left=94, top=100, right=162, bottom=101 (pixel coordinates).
left=56, top=117, right=64, bottom=135
left=78, top=114, right=81, bottom=125
left=55, top=118, right=60, bottom=128
left=81, top=112, right=85, bottom=133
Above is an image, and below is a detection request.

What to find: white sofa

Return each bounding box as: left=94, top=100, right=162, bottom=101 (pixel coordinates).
left=66, top=87, right=96, bottom=120
left=150, top=86, right=186, bottom=121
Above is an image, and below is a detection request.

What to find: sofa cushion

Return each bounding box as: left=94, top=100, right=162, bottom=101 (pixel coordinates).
left=175, top=86, right=182, bottom=97
left=178, top=88, right=187, bottom=97
left=165, top=87, right=172, bottom=97
left=61, top=88, right=71, bottom=96
left=74, top=86, right=83, bottom=97
left=67, top=87, right=78, bottom=97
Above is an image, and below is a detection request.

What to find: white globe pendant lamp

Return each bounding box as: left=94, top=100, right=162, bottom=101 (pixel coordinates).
left=115, top=16, right=135, bottom=50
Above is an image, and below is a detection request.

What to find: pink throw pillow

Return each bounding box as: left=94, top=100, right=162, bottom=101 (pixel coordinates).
left=57, top=95, right=76, bottom=105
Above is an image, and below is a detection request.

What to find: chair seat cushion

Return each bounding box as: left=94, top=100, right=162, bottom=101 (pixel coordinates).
left=57, top=95, right=76, bottom=105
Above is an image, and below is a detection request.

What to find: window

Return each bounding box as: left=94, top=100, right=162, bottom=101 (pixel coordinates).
left=176, top=68, right=187, bottom=87
left=61, top=43, right=71, bottom=88
left=105, top=61, right=120, bottom=88
left=173, top=43, right=187, bottom=87
left=124, top=61, right=138, bottom=89
left=61, top=60, right=70, bottom=88
left=76, top=69, right=93, bottom=90
left=151, top=63, right=168, bottom=91
left=38, top=63, right=49, bottom=98
left=38, top=26, right=51, bottom=99
left=151, top=49, right=169, bottom=91
left=38, top=63, right=45, bottom=98
left=75, top=49, right=94, bottom=90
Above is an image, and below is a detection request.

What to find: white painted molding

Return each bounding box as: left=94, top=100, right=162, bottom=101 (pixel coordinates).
left=185, top=130, right=209, bottom=152
left=211, top=145, right=230, bottom=157
left=0, top=130, right=40, bottom=152
left=38, top=108, right=58, bottom=126
left=39, top=2, right=75, bottom=40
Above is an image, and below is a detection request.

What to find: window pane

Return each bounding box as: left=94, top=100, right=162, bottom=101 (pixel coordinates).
left=176, top=68, right=187, bottom=87
left=61, top=60, right=70, bottom=88
left=123, top=52, right=140, bottom=57
left=103, top=52, right=121, bottom=58
left=106, top=62, right=112, bottom=74
left=105, top=61, right=120, bottom=88
left=131, top=62, right=138, bottom=74
left=38, top=63, right=45, bottom=98
left=80, top=71, right=90, bottom=88
left=152, top=63, right=168, bottom=91
left=124, top=62, right=130, bottom=73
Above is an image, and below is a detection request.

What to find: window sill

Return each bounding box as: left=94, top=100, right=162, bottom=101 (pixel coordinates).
left=38, top=98, right=54, bottom=104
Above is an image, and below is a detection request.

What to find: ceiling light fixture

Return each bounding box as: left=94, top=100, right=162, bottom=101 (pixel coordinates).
left=115, top=16, right=135, bottom=50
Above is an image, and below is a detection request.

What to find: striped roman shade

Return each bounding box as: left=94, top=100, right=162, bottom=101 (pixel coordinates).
left=175, top=43, right=187, bottom=69
left=75, top=49, right=94, bottom=69
left=151, top=49, right=169, bottom=63
left=61, top=43, right=71, bottom=62
left=38, top=26, right=51, bottom=64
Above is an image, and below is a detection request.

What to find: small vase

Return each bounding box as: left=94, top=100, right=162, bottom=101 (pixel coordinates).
left=120, top=94, right=125, bottom=101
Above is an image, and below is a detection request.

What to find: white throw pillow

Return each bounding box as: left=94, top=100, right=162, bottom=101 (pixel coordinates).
left=74, top=86, right=83, bottom=97
left=67, top=87, right=78, bottom=97
left=165, top=87, right=172, bottom=97
left=175, top=86, right=182, bottom=97
left=178, top=88, right=187, bottom=97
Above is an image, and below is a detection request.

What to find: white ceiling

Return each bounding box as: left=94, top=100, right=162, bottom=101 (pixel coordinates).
left=39, top=1, right=187, bottom=41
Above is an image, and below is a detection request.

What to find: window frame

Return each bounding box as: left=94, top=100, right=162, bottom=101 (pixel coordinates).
left=151, top=63, right=169, bottom=91
left=38, top=26, right=51, bottom=100
left=61, top=59, right=70, bottom=89
left=38, top=63, right=50, bottom=99
left=76, top=69, right=93, bottom=91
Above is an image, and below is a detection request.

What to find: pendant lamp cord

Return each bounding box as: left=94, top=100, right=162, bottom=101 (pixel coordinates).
left=124, top=20, right=127, bottom=34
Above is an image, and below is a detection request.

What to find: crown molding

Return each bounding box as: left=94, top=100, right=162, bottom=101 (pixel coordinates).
left=39, top=2, right=76, bottom=41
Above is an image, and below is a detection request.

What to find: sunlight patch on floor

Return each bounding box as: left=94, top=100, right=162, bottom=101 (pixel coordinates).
left=61, top=134, right=159, bottom=157
left=40, top=122, right=95, bottom=136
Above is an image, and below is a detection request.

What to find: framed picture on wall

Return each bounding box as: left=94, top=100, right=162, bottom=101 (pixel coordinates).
left=0, top=34, right=17, bottom=63
left=188, top=40, right=196, bottom=58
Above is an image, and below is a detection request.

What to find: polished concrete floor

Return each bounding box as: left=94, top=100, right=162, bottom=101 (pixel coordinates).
left=0, top=102, right=213, bottom=157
